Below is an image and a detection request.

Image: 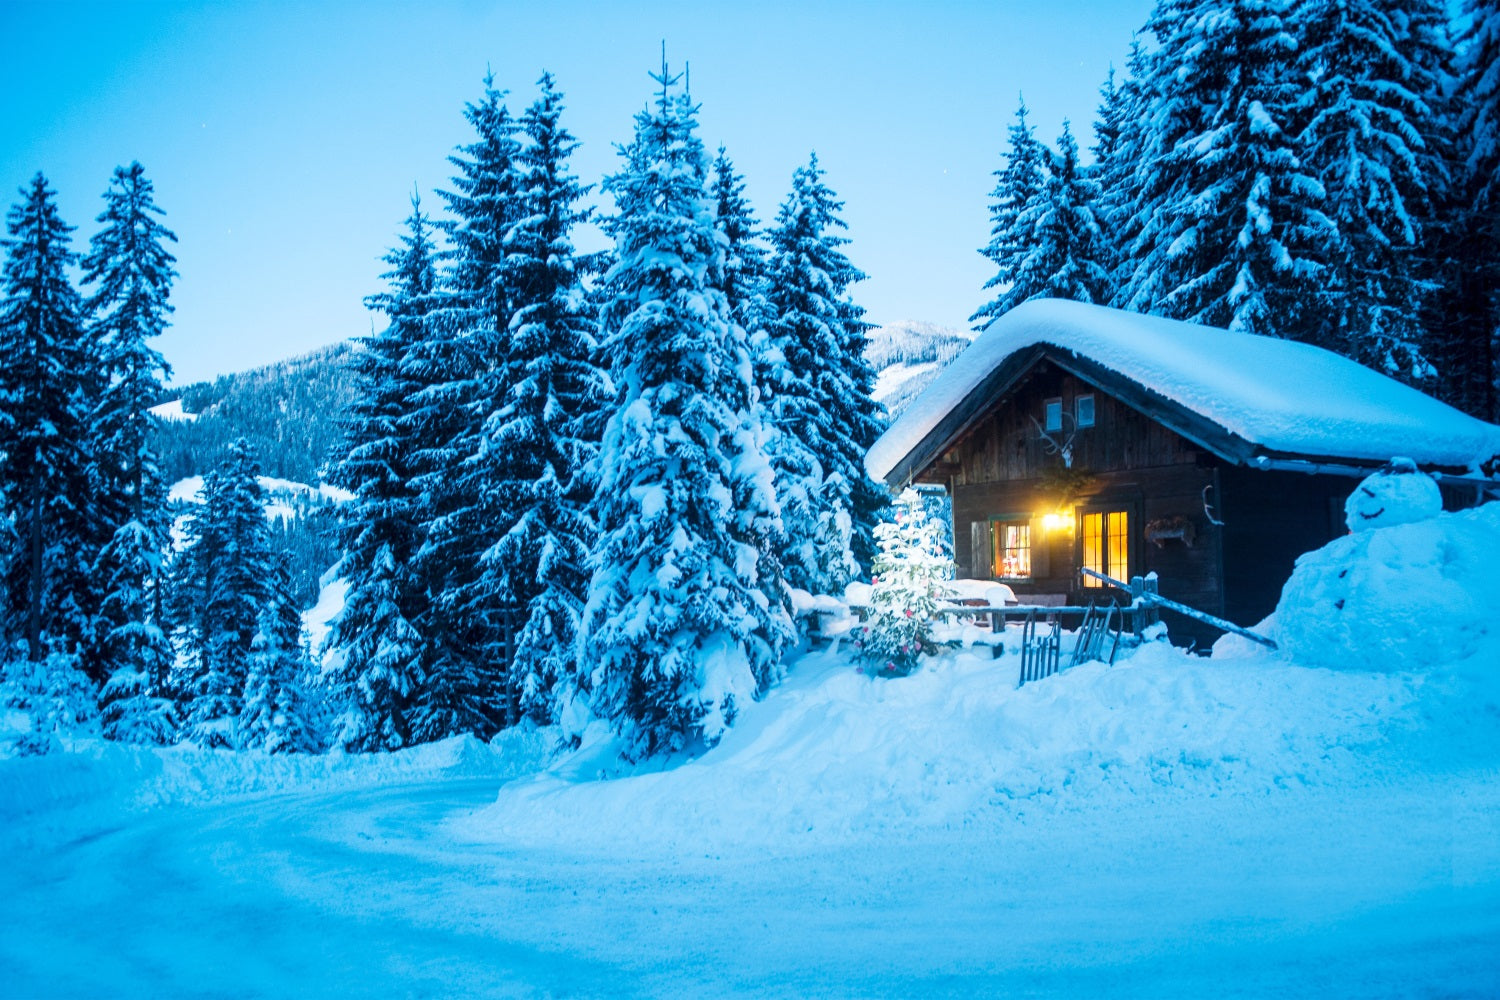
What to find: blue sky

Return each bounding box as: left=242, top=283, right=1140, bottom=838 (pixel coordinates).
left=1, top=0, right=1151, bottom=386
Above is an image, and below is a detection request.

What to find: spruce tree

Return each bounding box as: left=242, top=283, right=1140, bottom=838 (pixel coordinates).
left=241, top=555, right=317, bottom=753
left=329, top=196, right=436, bottom=750
left=412, top=72, right=526, bottom=739
left=1092, top=51, right=1148, bottom=284
left=1291, top=0, right=1443, bottom=379
left=80, top=162, right=179, bottom=719
left=971, top=98, right=1048, bottom=326
left=95, top=520, right=176, bottom=743
left=711, top=146, right=773, bottom=335
left=1442, top=0, right=1500, bottom=418
left=764, top=153, right=886, bottom=590
left=0, top=174, right=96, bottom=666
left=171, top=439, right=272, bottom=748
left=582, top=62, right=792, bottom=757
left=1120, top=0, right=1333, bottom=339
left=479, top=73, right=611, bottom=724
left=1007, top=123, right=1113, bottom=306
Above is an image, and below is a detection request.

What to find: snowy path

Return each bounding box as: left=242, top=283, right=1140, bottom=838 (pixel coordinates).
left=5, top=757, right=1497, bottom=998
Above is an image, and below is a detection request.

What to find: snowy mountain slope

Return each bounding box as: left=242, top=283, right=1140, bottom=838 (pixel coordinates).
left=865, top=319, right=974, bottom=417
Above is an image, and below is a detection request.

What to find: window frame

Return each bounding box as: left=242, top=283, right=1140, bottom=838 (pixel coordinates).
left=1075, top=393, right=1096, bottom=428
left=1079, top=506, right=1132, bottom=588
left=1043, top=397, right=1064, bottom=433
left=990, top=516, right=1034, bottom=581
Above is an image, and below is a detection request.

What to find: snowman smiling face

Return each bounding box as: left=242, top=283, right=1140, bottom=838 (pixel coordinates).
left=1343, top=458, right=1442, bottom=533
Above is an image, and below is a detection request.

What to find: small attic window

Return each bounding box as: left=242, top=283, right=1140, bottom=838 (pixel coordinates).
left=1044, top=398, right=1063, bottom=432
left=1076, top=394, right=1096, bottom=428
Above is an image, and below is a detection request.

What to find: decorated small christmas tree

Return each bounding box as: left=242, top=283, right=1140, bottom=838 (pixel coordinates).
left=854, top=488, right=955, bottom=676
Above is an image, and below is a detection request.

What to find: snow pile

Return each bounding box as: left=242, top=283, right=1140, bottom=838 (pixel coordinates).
left=869, top=298, right=1500, bottom=480
left=456, top=639, right=1421, bottom=852
left=1270, top=500, right=1500, bottom=676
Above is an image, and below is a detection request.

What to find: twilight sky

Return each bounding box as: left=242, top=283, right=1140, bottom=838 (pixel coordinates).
left=2, top=0, right=1152, bottom=386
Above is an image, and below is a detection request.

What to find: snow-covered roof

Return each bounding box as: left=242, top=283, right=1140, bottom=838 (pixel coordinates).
left=868, top=299, right=1500, bottom=483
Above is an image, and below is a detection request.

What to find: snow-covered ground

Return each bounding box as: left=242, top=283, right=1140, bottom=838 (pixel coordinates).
left=169, top=474, right=353, bottom=507
left=147, top=398, right=197, bottom=422
left=3, top=501, right=1499, bottom=997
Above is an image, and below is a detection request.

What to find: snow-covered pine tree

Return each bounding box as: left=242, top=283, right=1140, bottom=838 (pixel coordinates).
left=971, top=98, right=1048, bottom=327
left=1092, top=49, right=1150, bottom=286
left=711, top=147, right=773, bottom=335
left=241, top=555, right=317, bottom=754
left=1120, top=0, right=1333, bottom=339
left=94, top=520, right=176, bottom=743
left=764, top=153, right=886, bottom=590
left=853, top=487, right=955, bottom=677
left=1007, top=123, right=1114, bottom=306
left=1290, top=0, right=1444, bottom=380
left=171, top=438, right=272, bottom=748
left=479, top=72, right=611, bottom=724
left=80, top=162, right=179, bottom=716
left=410, top=73, right=528, bottom=740
left=329, top=196, right=437, bottom=751
left=1440, top=0, right=1500, bottom=419
left=0, top=174, right=97, bottom=667
left=581, top=61, right=792, bottom=757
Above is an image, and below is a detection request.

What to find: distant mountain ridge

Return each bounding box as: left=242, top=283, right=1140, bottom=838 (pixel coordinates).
left=152, top=342, right=357, bottom=609
left=153, top=342, right=358, bottom=485
left=866, top=320, right=974, bottom=418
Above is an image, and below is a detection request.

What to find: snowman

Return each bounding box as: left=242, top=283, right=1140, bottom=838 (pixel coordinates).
left=1343, top=457, right=1442, bottom=533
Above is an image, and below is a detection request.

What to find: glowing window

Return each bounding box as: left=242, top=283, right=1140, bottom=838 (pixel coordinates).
left=1081, top=509, right=1129, bottom=587
left=1076, top=394, right=1095, bottom=428
left=991, top=519, right=1031, bottom=579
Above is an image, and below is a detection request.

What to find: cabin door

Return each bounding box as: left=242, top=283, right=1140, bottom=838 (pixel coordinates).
left=1078, top=504, right=1137, bottom=588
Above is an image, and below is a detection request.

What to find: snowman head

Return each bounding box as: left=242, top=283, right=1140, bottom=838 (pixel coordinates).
left=1344, top=458, right=1441, bottom=533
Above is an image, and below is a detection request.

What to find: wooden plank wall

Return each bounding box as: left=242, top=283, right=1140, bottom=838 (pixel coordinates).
left=945, top=363, right=1230, bottom=649
left=946, top=365, right=1202, bottom=486
left=1218, top=465, right=1348, bottom=628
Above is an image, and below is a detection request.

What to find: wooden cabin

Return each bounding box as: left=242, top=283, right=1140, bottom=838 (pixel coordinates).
left=867, top=300, right=1500, bottom=648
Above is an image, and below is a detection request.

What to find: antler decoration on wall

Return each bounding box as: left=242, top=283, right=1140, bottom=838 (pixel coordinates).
left=1202, top=484, right=1225, bottom=526
left=1029, top=413, right=1078, bottom=469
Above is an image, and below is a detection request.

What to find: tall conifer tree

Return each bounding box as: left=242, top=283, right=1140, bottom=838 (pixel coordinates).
left=80, top=162, right=179, bottom=721
left=1291, top=0, right=1444, bottom=379
left=171, top=439, right=272, bottom=748
left=581, top=61, right=791, bottom=757
left=411, top=73, right=526, bottom=739
left=1006, top=123, right=1113, bottom=306
left=330, top=196, right=437, bottom=750
left=764, top=154, right=885, bottom=588
left=972, top=99, right=1048, bottom=326
left=1120, top=0, right=1333, bottom=338
left=481, top=73, right=611, bottom=723
left=1442, top=0, right=1500, bottom=418
left=0, top=174, right=95, bottom=665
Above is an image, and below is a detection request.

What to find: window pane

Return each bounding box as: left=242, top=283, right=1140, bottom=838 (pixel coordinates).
left=1082, top=511, right=1103, bottom=587
left=1045, top=399, right=1062, bottom=432
left=1076, top=394, right=1095, bottom=427
left=992, top=521, right=1031, bottom=579
left=1108, top=510, right=1129, bottom=580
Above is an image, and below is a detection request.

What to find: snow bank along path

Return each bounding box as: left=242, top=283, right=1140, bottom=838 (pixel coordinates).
left=3, top=504, right=1499, bottom=996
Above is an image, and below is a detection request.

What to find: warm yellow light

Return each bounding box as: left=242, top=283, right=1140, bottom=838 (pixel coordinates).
left=1042, top=511, right=1075, bottom=533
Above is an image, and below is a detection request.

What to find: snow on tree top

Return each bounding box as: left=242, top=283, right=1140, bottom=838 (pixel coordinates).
left=868, top=299, right=1500, bottom=483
